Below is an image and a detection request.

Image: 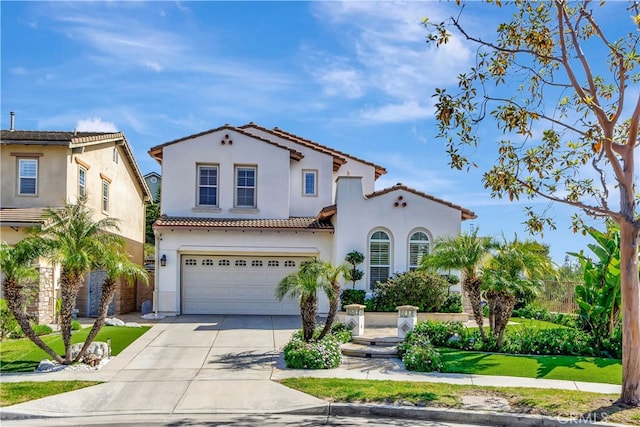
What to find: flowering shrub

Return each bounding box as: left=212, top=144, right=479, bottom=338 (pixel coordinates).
left=503, top=327, right=595, bottom=356
left=402, top=343, right=443, bottom=372
left=283, top=333, right=341, bottom=369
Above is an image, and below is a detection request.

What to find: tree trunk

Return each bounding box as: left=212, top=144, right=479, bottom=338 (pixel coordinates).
left=300, top=294, right=317, bottom=342
left=59, top=269, right=85, bottom=364
left=493, top=290, right=515, bottom=348
left=464, top=277, right=485, bottom=339
left=72, top=280, right=117, bottom=363
left=318, top=282, right=339, bottom=341
left=619, top=220, right=640, bottom=405
left=3, top=278, right=62, bottom=363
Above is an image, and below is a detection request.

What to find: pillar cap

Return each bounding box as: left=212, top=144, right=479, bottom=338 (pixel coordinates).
left=396, top=305, right=419, bottom=311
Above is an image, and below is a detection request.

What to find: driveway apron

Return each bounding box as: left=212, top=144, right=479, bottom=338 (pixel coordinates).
left=2, top=315, right=328, bottom=417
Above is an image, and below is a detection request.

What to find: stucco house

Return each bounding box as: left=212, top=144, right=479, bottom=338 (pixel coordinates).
left=149, top=123, right=475, bottom=316
left=144, top=171, right=161, bottom=202
left=0, top=119, right=152, bottom=322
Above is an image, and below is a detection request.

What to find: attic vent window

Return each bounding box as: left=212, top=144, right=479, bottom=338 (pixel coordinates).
left=221, top=134, right=233, bottom=145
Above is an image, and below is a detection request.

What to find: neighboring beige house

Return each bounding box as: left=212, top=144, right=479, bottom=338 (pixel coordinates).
left=0, top=125, right=152, bottom=323
left=150, top=123, right=476, bottom=316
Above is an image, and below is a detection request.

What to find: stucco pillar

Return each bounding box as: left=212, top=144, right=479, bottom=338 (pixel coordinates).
left=397, top=305, right=418, bottom=339
left=344, top=304, right=366, bottom=337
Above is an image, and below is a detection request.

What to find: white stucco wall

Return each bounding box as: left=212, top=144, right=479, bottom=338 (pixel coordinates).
left=154, top=227, right=334, bottom=315
left=161, top=130, right=292, bottom=219
left=332, top=176, right=463, bottom=291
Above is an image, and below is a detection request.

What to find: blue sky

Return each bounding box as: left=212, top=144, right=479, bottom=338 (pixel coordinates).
left=3, top=1, right=627, bottom=264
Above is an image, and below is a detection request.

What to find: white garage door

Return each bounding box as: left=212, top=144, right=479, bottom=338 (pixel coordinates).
left=181, top=255, right=309, bottom=315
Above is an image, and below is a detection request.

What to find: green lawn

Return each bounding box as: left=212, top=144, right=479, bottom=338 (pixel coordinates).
left=440, top=348, right=622, bottom=384
left=0, top=326, right=150, bottom=373
left=280, top=378, right=638, bottom=426
left=1, top=381, right=101, bottom=407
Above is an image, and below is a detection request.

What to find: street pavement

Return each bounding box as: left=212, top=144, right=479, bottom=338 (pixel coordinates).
left=0, top=314, right=623, bottom=426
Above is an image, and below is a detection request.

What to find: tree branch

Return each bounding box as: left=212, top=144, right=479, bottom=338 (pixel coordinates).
left=516, top=178, right=622, bottom=222
left=450, top=15, right=562, bottom=63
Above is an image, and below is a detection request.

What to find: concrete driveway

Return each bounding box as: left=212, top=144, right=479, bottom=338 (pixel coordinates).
left=2, top=315, right=328, bottom=417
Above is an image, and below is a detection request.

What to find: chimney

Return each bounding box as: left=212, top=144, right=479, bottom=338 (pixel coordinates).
left=10, top=112, right=15, bottom=131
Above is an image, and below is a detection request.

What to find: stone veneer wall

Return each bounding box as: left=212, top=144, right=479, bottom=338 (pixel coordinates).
left=137, top=269, right=154, bottom=310
left=34, top=267, right=55, bottom=324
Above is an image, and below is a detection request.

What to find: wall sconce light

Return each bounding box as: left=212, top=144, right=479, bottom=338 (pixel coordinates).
left=160, top=254, right=167, bottom=267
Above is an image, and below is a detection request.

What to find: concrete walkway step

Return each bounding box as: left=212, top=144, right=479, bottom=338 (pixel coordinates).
left=340, top=342, right=398, bottom=358
left=351, top=336, right=402, bottom=346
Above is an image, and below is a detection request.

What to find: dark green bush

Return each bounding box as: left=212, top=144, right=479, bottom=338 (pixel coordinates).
left=439, top=294, right=463, bottom=313
left=408, top=321, right=465, bottom=346
left=71, top=320, right=82, bottom=331
left=0, top=302, right=18, bottom=340
left=32, top=324, right=54, bottom=336
left=598, top=326, right=622, bottom=359
left=368, top=270, right=448, bottom=312
left=329, top=322, right=352, bottom=343
left=503, top=327, right=596, bottom=356
left=340, top=289, right=366, bottom=310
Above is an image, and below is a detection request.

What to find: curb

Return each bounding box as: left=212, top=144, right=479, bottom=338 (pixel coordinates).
left=288, top=403, right=629, bottom=427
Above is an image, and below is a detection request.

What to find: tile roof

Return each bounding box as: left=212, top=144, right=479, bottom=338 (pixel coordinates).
left=148, top=125, right=304, bottom=162
left=1, top=130, right=152, bottom=202
left=367, top=183, right=477, bottom=221
left=154, top=215, right=334, bottom=231
left=241, top=123, right=387, bottom=179
left=1, top=130, right=124, bottom=145
left=0, top=207, right=50, bottom=226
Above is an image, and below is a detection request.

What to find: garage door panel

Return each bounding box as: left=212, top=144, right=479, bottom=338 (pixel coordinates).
left=181, top=255, right=307, bottom=315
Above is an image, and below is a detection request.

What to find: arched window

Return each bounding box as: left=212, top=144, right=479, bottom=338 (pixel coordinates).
left=369, top=230, right=391, bottom=289
left=409, top=231, right=430, bottom=270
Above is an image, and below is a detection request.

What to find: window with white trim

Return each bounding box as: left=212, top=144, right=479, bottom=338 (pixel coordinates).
left=251, top=260, right=263, bottom=267
left=235, top=166, right=256, bottom=208
left=409, top=231, right=430, bottom=270
left=302, top=170, right=317, bottom=197
left=18, top=158, right=38, bottom=195
left=78, top=166, right=87, bottom=197
left=198, top=165, right=218, bottom=206
left=369, top=230, right=391, bottom=289
left=113, top=148, right=119, bottom=164
left=235, top=260, right=247, bottom=267
left=102, top=180, right=110, bottom=212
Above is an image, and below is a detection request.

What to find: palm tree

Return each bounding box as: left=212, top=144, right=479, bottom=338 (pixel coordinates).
left=72, top=247, right=149, bottom=363
left=275, top=259, right=331, bottom=342
left=0, top=240, right=62, bottom=362
left=483, top=237, right=554, bottom=346
left=38, top=197, right=121, bottom=364
left=420, top=228, right=496, bottom=339
left=317, top=262, right=350, bottom=340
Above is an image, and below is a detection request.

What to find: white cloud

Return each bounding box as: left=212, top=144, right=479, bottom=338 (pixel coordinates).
left=360, top=100, right=434, bottom=123
left=318, top=68, right=364, bottom=99
left=308, top=1, right=475, bottom=124
left=76, top=117, right=118, bottom=132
